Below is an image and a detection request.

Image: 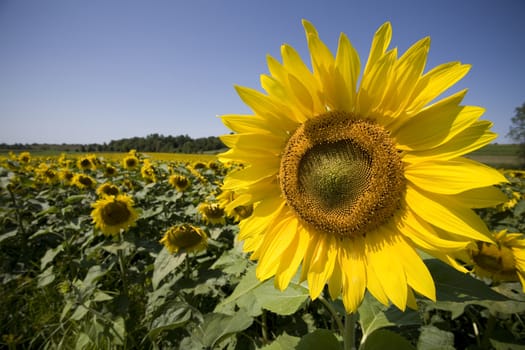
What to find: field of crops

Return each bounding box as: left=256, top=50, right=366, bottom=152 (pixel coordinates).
left=1, top=151, right=525, bottom=349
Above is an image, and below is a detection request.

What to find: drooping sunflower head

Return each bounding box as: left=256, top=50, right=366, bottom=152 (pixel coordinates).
left=91, top=194, right=139, bottom=236
left=96, top=182, right=120, bottom=197
left=169, top=174, right=191, bottom=192
left=466, top=230, right=525, bottom=290
left=105, top=164, right=118, bottom=177
left=18, top=152, right=31, bottom=164
left=77, top=156, right=94, bottom=170
left=123, top=155, right=140, bottom=169
left=159, top=224, right=208, bottom=254
left=198, top=202, right=225, bottom=225
left=72, top=173, right=97, bottom=190
left=217, top=189, right=254, bottom=222
left=218, top=20, right=508, bottom=312
left=141, top=159, right=157, bottom=183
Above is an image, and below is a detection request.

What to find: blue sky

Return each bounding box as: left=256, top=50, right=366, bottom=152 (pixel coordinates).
left=1, top=0, right=524, bottom=144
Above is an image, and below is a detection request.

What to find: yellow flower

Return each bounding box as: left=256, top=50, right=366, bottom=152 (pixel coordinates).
left=219, top=20, right=508, bottom=312
left=159, top=224, right=208, bottom=254
left=198, top=202, right=225, bottom=225
left=123, top=155, right=139, bottom=169
left=96, top=182, right=120, bottom=197
left=465, top=230, right=525, bottom=291
left=72, top=173, right=97, bottom=189
left=169, top=174, right=191, bottom=191
left=141, top=159, right=157, bottom=182
left=91, top=194, right=138, bottom=236
left=77, top=155, right=94, bottom=170
left=35, top=163, right=59, bottom=184
left=104, top=164, right=118, bottom=177
left=18, top=152, right=31, bottom=163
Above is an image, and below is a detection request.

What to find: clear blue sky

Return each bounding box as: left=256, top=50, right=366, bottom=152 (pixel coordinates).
left=1, top=0, right=524, bottom=144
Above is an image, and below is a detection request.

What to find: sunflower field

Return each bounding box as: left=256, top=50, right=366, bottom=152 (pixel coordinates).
left=0, top=150, right=523, bottom=350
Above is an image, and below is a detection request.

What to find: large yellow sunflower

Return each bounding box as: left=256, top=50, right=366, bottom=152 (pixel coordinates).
left=218, top=20, right=508, bottom=313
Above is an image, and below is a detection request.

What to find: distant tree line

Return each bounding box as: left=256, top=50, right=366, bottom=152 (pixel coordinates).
left=0, top=133, right=226, bottom=153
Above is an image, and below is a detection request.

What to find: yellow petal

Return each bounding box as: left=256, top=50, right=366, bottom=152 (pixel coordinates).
left=307, top=233, right=337, bottom=300
left=407, top=62, right=471, bottom=114
left=339, top=238, right=367, bottom=312
left=363, top=22, right=392, bottom=78
left=394, top=91, right=483, bottom=151
left=405, top=158, right=507, bottom=194
left=366, top=228, right=408, bottom=310
left=398, top=207, right=471, bottom=252
left=220, top=133, right=285, bottom=155
left=402, top=120, right=496, bottom=162
left=393, top=234, right=436, bottom=301
left=450, top=186, right=508, bottom=208
left=275, top=223, right=309, bottom=290
left=406, top=186, right=492, bottom=243
left=335, top=33, right=360, bottom=112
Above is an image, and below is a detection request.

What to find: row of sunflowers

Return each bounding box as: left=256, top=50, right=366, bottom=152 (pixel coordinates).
left=0, top=149, right=524, bottom=349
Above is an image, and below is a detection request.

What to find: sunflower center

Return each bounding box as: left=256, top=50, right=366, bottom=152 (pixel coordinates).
left=279, top=111, right=405, bottom=237
left=102, top=201, right=132, bottom=226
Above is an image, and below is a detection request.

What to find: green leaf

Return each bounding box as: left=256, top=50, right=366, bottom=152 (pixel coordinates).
left=361, top=329, right=415, bottom=350
left=421, top=258, right=510, bottom=319
left=215, top=265, right=309, bottom=316
left=147, top=302, right=193, bottom=339
left=40, top=244, right=64, bottom=270
left=260, top=333, right=301, bottom=350
left=192, top=311, right=253, bottom=348
left=92, top=290, right=113, bottom=302
left=358, top=293, right=421, bottom=342
left=37, top=266, right=55, bottom=288
left=297, top=329, right=341, bottom=350
left=75, top=332, right=92, bottom=350
left=426, top=258, right=507, bottom=302
left=151, top=249, right=186, bottom=290
left=417, top=325, right=455, bottom=350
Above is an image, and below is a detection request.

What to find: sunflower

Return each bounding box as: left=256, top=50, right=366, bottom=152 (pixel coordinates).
left=123, top=155, right=139, bottom=169
left=91, top=194, right=138, bottom=236
left=159, top=224, right=208, bottom=254
left=169, top=174, right=191, bottom=192
left=141, top=159, right=157, bottom=182
left=18, top=152, right=31, bottom=164
left=198, top=202, right=226, bottom=225
left=77, top=156, right=94, bottom=170
left=72, top=173, right=97, bottom=190
left=96, top=182, right=120, bottom=197
left=463, top=230, right=525, bottom=291
left=218, top=20, right=508, bottom=312
left=217, top=189, right=253, bottom=222
left=104, top=164, right=118, bottom=177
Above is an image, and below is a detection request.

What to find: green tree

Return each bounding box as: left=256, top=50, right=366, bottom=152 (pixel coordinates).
left=507, top=102, right=525, bottom=166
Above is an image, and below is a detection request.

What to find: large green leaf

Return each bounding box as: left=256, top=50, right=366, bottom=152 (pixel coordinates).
left=260, top=333, right=301, bottom=350
left=191, top=311, right=253, bottom=348
left=215, top=265, right=309, bottom=316
left=417, top=325, right=455, bottom=350
left=358, top=292, right=421, bottom=343
left=361, top=329, right=415, bottom=350
left=147, top=302, right=193, bottom=339
left=297, top=329, right=341, bottom=350
left=151, top=248, right=186, bottom=290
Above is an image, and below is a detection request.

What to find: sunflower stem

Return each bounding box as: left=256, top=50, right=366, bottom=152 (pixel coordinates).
left=117, top=233, right=129, bottom=299
left=318, top=296, right=345, bottom=336
left=344, top=312, right=358, bottom=350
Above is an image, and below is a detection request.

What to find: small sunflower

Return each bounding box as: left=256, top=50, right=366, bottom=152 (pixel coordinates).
left=104, top=164, right=118, bottom=177
left=96, top=182, right=120, bottom=197
left=77, top=156, right=94, bottom=170
left=18, top=152, right=31, bottom=163
left=169, top=174, right=191, bottom=192
left=464, top=230, right=525, bottom=291
left=91, top=194, right=139, bottom=236
left=35, top=163, right=59, bottom=184
left=219, top=20, right=507, bottom=312
left=59, top=168, right=75, bottom=184
left=198, top=202, right=225, bottom=225
left=141, top=159, right=157, bottom=182
left=159, top=224, right=208, bottom=254
left=123, top=155, right=140, bottom=169
left=72, top=173, right=97, bottom=190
